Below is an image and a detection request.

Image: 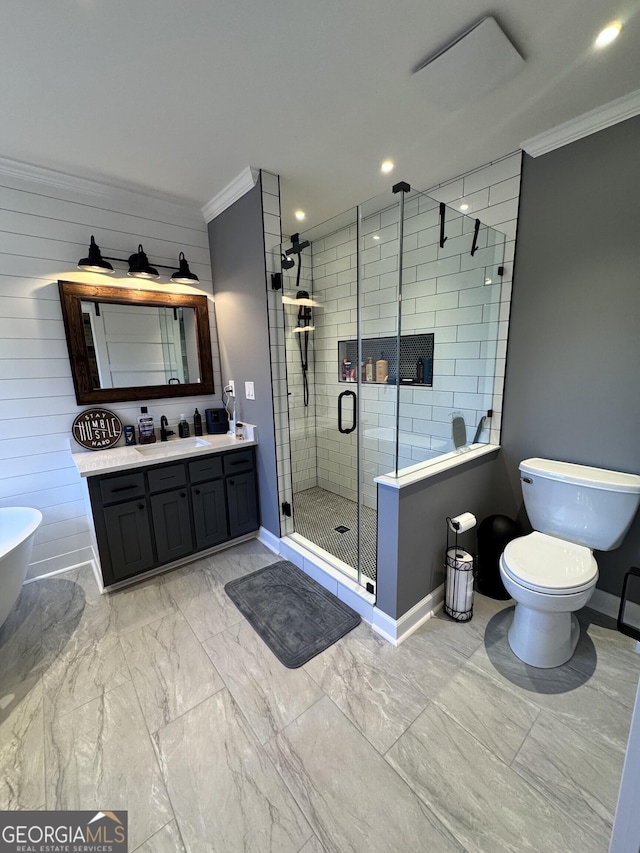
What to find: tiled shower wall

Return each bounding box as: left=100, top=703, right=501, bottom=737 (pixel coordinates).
left=268, top=153, right=521, bottom=527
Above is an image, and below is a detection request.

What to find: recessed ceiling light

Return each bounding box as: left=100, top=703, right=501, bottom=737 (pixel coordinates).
left=460, top=203, right=470, bottom=211
left=295, top=210, right=306, bottom=221
left=381, top=160, right=394, bottom=174
left=595, top=22, right=621, bottom=48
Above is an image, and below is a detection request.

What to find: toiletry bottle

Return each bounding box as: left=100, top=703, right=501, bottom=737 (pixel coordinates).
left=416, top=358, right=424, bottom=384
left=193, top=408, right=203, bottom=436
left=366, top=356, right=373, bottom=382
left=178, top=414, right=190, bottom=438
left=138, top=406, right=156, bottom=444
left=375, top=352, right=388, bottom=383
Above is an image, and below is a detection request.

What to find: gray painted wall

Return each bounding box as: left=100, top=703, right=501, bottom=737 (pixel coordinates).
left=207, top=179, right=280, bottom=537
left=377, top=450, right=514, bottom=619
left=501, top=116, right=640, bottom=595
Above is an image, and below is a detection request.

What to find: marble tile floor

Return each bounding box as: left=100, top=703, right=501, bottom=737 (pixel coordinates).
left=1, top=537, right=638, bottom=852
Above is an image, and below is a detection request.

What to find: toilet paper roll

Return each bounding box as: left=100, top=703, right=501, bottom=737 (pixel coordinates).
left=447, top=512, right=476, bottom=534
left=445, top=547, right=474, bottom=617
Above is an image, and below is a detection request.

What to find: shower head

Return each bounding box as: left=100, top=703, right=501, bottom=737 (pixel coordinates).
left=281, top=253, right=295, bottom=270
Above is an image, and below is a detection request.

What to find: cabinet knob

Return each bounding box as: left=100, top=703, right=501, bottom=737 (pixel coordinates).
left=229, top=480, right=235, bottom=486
left=195, top=488, right=201, bottom=495
left=180, top=492, right=186, bottom=498
left=138, top=503, right=145, bottom=510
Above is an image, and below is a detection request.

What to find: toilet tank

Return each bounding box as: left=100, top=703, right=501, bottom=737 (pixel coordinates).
left=519, top=458, right=640, bottom=551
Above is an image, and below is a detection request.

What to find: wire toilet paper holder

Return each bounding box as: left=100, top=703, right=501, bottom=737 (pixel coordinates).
left=444, top=514, right=476, bottom=622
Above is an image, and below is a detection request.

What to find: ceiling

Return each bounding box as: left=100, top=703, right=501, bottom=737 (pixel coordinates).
left=2, top=0, right=638, bottom=235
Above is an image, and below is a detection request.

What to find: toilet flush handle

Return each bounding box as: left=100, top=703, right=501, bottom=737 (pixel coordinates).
left=521, top=476, right=533, bottom=484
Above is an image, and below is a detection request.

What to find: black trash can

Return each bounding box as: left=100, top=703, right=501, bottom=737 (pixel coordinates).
left=476, top=515, right=519, bottom=599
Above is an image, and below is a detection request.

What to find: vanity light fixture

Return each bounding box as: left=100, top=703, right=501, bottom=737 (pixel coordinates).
left=77, top=236, right=200, bottom=284
left=127, top=245, right=159, bottom=279
left=77, top=236, right=115, bottom=275
left=170, top=252, right=199, bottom=285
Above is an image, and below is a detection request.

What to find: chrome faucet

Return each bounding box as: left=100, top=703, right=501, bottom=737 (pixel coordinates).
left=160, top=416, right=175, bottom=442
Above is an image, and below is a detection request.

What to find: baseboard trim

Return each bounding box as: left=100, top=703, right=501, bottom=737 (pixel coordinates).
left=372, top=584, right=445, bottom=646
left=589, top=587, right=621, bottom=620
left=27, top=546, right=95, bottom=581
left=258, top=526, right=281, bottom=555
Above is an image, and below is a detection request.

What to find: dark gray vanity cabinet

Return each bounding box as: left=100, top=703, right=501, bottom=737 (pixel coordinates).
left=223, top=449, right=259, bottom=537
left=88, top=447, right=259, bottom=586
left=148, top=464, right=193, bottom=564
left=102, top=498, right=155, bottom=578
left=190, top=456, right=228, bottom=549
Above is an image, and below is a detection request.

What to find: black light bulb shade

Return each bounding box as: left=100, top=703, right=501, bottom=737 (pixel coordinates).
left=170, top=252, right=199, bottom=284
left=128, top=244, right=159, bottom=279
left=77, top=235, right=114, bottom=274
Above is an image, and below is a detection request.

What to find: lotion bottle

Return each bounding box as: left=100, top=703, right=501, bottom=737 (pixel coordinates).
left=178, top=414, right=190, bottom=438
left=193, top=408, right=203, bottom=436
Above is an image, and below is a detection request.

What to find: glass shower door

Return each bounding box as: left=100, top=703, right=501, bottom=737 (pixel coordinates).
left=278, top=209, right=369, bottom=588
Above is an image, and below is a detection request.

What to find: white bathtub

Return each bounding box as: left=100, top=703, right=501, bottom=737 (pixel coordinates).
left=0, top=507, right=42, bottom=628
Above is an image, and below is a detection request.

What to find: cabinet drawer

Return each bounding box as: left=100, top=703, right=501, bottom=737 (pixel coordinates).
left=147, top=464, right=186, bottom=493
left=99, top=472, right=145, bottom=504
left=189, top=455, right=223, bottom=484
left=223, top=450, right=254, bottom=475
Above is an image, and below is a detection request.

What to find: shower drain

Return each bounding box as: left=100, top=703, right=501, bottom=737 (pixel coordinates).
left=334, top=525, right=350, bottom=534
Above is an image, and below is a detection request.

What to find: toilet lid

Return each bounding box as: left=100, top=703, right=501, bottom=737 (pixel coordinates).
left=502, top=532, right=598, bottom=594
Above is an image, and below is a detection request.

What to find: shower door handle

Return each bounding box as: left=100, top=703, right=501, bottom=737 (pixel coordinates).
left=338, top=390, right=357, bottom=435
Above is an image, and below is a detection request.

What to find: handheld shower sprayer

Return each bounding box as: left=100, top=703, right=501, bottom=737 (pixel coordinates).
left=282, top=234, right=313, bottom=408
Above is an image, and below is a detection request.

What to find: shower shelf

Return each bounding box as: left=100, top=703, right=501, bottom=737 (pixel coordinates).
left=338, top=333, right=434, bottom=386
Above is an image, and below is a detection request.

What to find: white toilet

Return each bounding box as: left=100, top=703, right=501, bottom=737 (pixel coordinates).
left=500, top=457, right=640, bottom=668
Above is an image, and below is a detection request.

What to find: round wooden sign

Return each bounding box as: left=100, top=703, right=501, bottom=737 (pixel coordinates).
left=72, top=408, right=123, bottom=450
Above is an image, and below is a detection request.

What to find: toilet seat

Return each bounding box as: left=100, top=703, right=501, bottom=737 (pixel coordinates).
left=502, top=532, right=598, bottom=595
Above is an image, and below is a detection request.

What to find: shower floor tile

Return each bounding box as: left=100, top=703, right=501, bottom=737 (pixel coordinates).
left=292, top=487, right=377, bottom=582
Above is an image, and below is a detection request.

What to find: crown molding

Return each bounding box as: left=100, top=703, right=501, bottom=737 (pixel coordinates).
left=521, top=88, right=640, bottom=157
left=202, top=166, right=260, bottom=223
left=0, top=155, right=203, bottom=224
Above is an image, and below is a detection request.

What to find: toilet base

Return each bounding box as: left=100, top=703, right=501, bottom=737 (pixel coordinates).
left=507, top=604, right=581, bottom=668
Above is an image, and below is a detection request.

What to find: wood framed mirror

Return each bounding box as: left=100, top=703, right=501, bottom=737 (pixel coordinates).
left=59, top=281, right=215, bottom=404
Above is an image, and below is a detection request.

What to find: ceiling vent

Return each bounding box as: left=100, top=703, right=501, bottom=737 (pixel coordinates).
left=412, top=17, right=524, bottom=110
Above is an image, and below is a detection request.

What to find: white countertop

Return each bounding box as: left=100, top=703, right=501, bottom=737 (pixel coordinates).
left=72, top=431, right=257, bottom=478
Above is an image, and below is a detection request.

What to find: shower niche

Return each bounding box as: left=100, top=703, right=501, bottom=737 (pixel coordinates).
left=338, top=333, right=434, bottom=386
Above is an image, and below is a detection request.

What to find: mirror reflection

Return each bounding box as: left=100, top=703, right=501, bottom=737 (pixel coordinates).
left=80, top=301, right=200, bottom=389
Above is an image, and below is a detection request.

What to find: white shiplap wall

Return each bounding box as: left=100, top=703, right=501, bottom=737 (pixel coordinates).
left=0, top=165, right=221, bottom=579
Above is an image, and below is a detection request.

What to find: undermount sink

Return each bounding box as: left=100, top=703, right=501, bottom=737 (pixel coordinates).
left=134, top=437, right=210, bottom=457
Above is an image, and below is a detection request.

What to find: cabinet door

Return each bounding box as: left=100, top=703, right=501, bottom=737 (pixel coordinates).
left=150, top=489, right=194, bottom=564
left=192, top=480, right=228, bottom=549
left=103, top=498, right=155, bottom=580
left=227, top=471, right=259, bottom=538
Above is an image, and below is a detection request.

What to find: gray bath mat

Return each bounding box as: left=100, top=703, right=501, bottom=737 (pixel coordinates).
left=224, top=560, right=361, bottom=668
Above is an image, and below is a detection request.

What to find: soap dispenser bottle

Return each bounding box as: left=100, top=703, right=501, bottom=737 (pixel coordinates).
left=178, top=414, right=190, bottom=438
left=193, top=408, right=203, bottom=436
left=138, top=407, right=156, bottom=444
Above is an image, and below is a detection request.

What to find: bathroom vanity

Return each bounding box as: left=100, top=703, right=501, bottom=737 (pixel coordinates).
left=72, top=435, right=259, bottom=588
